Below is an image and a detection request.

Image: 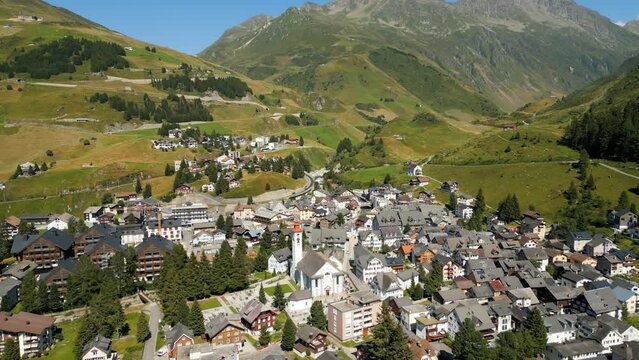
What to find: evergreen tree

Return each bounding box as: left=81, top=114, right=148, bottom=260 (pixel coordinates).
left=423, top=264, right=443, bottom=298
left=65, top=256, right=102, bottom=309
left=618, top=191, right=631, bottom=210
left=47, top=284, right=63, bottom=313
left=452, top=318, right=490, bottom=360
left=383, top=173, right=392, bottom=185
left=41, top=162, right=48, bottom=171
left=272, top=284, right=287, bottom=311
left=259, top=325, right=270, bottom=347
left=566, top=181, right=579, bottom=204
left=448, top=192, right=457, bottom=210
left=136, top=312, right=150, bottom=343
left=188, top=301, right=205, bottom=336
left=90, top=286, right=126, bottom=338
left=1, top=338, right=19, bottom=360
left=498, top=194, right=521, bottom=223
left=216, top=215, right=225, bottom=230
left=281, top=317, right=296, bottom=351
left=74, top=314, right=98, bottom=360
left=35, top=281, right=49, bottom=314
left=368, top=303, right=412, bottom=360
left=10, top=165, right=21, bottom=179
left=143, top=184, right=152, bottom=199
left=525, top=308, right=547, bottom=355
left=135, top=177, right=143, bottom=194
left=578, top=149, right=590, bottom=180
left=20, top=271, right=37, bottom=313
left=299, top=136, right=304, bottom=146
left=247, top=196, right=253, bottom=205
left=411, top=284, right=424, bottom=300
left=164, top=163, right=174, bottom=176
left=336, top=212, right=345, bottom=226
left=307, top=301, right=327, bottom=330
left=259, top=284, right=267, bottom=304
left=494, top=330, right=536, bottom=360
left=229, top=237, right=249, bottom=291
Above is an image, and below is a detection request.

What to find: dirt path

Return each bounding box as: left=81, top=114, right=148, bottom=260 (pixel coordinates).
left=599, top=163, right=639, bottom=180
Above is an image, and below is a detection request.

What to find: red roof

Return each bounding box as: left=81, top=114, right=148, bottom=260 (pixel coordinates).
left=0, top=312, right=54, bottom=335
left=488, top=279, right=505, bottom=293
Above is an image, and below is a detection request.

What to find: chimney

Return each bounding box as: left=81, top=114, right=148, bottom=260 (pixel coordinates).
left=156, top=212, right=162, bottom=232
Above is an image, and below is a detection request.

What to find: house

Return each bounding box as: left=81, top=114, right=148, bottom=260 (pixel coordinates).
left=205, top=314, right=245, bottom=347
left=268, top=248, right=291, bottom=274
left=433, top=254, right=463, bottom=282
left=608, top=209, right=637, bottom=231
left=517, top=248, right=549, bottom=271
left=47, top=213, right=76, bottom=231
left=310, top=229, right=348, bottom=250
left=370, top=272, right=403, bottom=300
left=4, top=216, right=20, bottom=238
left=455, top=204, right=474, bottom=220
left=597, top=254, right=624, bottom=277
left=327, top=291, right=382, bottom=341
left=612, top=286, right=637, bottom=314
left=572, top=288, right=622, bottom=319
left=519, top=212, right=547, bottom=239
left=166, top=323, right=194, bottom=360
left=11, top=229, right=73, bottom=269
left=73, top=223, right=117, bottom=256
left=135, top=235, right=174, bottom=282
left=239, top=299, right=276, bottom=335
left=0, top=278, right=20, bottom=310
left=201, top=183, right=215, bottom=193
left=233, top=205, right=256, bottom=220
left=441, top=181, right=459, bottom=193
left=294, top=325, right=327, bottom=355
left=287, top=289, right=312, bottom=313
left=354, top=247, right=388, bottom=284
left=175, top=184, right=193, bottom=195
left=400, top=304, right=429, bottom=332
left=83, top=206, right=104, bottom=225
left=567, top=231, right=592, bottom=252
left=545, top=340, right=604, bottom=360
left=568, top=253, right=597, bottom=267
left=409, top=176, right=430, bottom=187
left=396, top=269, right=419, bottom=291
left=40, top=258, right=77, bottom=296
left=543, top=314, right=579, bottom=344
left=20, top=214, right=50, bottom=230
left=447, top=304, right=495, bottom=340
left=85, top=236, right=126, bottom=268
left=358, top=230, right=382, bottom=251
left=145, top=218, right=183, bottom=242
left=506, top=288, right=539, bottom=307
left=81, top=335, right=117, bottom=360
left=0, top=311, right=55, bottom=357
left=406, top=162, right=423, bottom=176
left=1, top=260, right=36, bottom=281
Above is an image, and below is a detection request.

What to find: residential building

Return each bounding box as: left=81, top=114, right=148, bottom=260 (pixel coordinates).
left=294, top=325, right=327, bottom=355
left=205, top=314, right=245, bottom=347
left=0, top=312, right=55, bottom=357
left=328, top=291, right=382, bottom=341
left=0, top=278, right=20, bottom=311
left=268, top=248, right=291, bottom=274
left=11, top=229, right=73, bottom=269
left=81, top=335, right=117, bottom=360
left=545, top=340, right=604, bottom=360
left=370, top=272, right=403, bottom=300
left=239, top=299, right=276, bottom=335
left=40, top=258, right=77, bottom=296
left=572, top=288, right=622, bottom=319
left=170, top=203, right=208, bottom=224
left=83, top=206, right=104, bottom=225
left=135, top=235, right=174, bottom=282
left=287, top=289, right=312, bottom=313
left=145, top=218, right=183, bottom=243
left=567, top=231, right=592, bottom=253
left=166, top=323, right=194, bottom=360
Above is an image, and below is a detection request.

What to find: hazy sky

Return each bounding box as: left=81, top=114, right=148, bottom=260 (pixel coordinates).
left=45, top=0, right=639, bottom=54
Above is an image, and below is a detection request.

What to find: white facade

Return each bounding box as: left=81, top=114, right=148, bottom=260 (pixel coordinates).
left=267, top=255, right=289, bottom=274
left=359, top=231, right=382, bottom=251
left=291, top=223, right=303, bottom=279
left=297, top=261, right=345, bottom=298
left=47, top=219, right=69, bottom=230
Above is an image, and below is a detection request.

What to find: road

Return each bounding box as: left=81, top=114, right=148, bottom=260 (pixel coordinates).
left=600, top=163, right=639, bottom=180
left=291, top=173, right=315, bottom=198
left=142, top=302, right=162, bottom=360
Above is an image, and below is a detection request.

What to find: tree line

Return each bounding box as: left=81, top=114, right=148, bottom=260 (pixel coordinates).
left=0, top=37, right=128, bottom=79
left=152, top=74, right=252, bottom=99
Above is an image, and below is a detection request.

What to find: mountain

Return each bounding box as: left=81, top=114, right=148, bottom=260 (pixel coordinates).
left=626, top=20, right=639, bottom=35
left=201, top=0, right=639, bottom=113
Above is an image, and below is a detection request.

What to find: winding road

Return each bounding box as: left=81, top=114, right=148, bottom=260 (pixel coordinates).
left=142, top=303, right=162, bottom=360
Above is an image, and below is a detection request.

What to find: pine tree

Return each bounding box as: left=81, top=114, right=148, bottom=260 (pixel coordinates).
left=452, top=318, right=490, bottom=360
left=578, top=149, right=590, bottom=180
left=164, top=163, right=173, bottom=176
left=188, top=301, right=205, bottom=336
left=448, top=192, right=457, bottom=210
left=307, top=301, right=327, bottom=330
left=41, top=162, right=48, bottom=171
left=20, top=271, right=37, bottom=313
left=383, top=173, right=391, bottom=185
left=75, top=314, right=98, bottom=360
left=281, top=317, right=296, bottom=351
left=135, top=177, right=143, bottom=194
left=247, top=196, right=253, bottom=205
left=136, top=312, right=150, bottom=343
left=1, top=338, right=19, bottom=360
left=525, top=308, right=547, bottom=355
left=299, top=136, right=304, bottom=146
left=618, top=191, right=631, bottom=209
left=143, top=183, right=152, bottom=199
left=412, top=284, right=424, bottom=300
left=35, top=281, right=49, bottom=314
left=47, top=284, right=63, bottom=313
left=272, top=284, right=287, bottom=311
left=259, top=284, right=267, bottom=304
left=216, top=215, right=225, bottom=230
left=368, top=303, right=412, bottom=360
left=229, top=237, right=249, bottom=291
left=566, top=181, right=579, bottom=204
left=10, top=165, right=21, bottom=179
left=259, top=325, right=270, bottom=347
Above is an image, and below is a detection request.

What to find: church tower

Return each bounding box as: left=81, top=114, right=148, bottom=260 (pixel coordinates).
left=290, top=221, right=303, bottom=279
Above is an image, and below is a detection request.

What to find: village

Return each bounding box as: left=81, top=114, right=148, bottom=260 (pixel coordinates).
left=0, top=157, right=638, bottom=360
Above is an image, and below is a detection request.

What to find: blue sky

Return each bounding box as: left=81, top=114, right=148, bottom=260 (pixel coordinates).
left=45, top=0, right=639, bottom=55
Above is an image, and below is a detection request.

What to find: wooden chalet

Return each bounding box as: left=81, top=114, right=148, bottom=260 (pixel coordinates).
left=10, top=229, right=73, bottom=270
left=135, top=235, right=174, bottom=282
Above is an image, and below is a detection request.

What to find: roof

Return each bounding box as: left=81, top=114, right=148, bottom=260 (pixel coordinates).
left=205, top=314, right=243, bottom=338
left=240, top=299, right=273, bottom=324
left=288, top=289, right=312, bottom=302
left=270, top=248, right=291, bottom=263
left=135, top=235, right=174, bottom=254
left=5, top=216, right=20, bottom=227
left=316, top=352, right=341, bottom=360
left=166, top=323, right=194, bottom=346
left=82, top=335, right=111, bottom=355
left=506, top=288, right=539, bottom=304
left=453, top=305, right=494, bottom=332
left=84, top=235, right=126, bottom=256
left=0, top=278, right=20, bottom=296
left=0, top=312, right=54, bottom=335
left=373, top=272, right=401, bottom=292
left=11, top=228, right=73, bottom=254
left=296, top=324, right=325, bottom=342
left=397, top=268, right=418, bottom=282
left=1, top=260, right=37, bottom=280
left=581, top=288, right=622, bottom=314
left=547, top=340, right=604, bottom=357
left=310, top=228, right=347, bottom=246
left=437, top=289, right=467, bottom=303
left=296, top=251, right=338, bottom=278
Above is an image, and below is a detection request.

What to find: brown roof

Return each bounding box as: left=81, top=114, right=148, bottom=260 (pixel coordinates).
left=5, top=216, right=20, bottom=227
left=0, top=312, right=54, bottom=335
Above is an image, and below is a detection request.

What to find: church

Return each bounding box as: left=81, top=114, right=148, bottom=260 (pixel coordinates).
left=290, top=222, right=345, bottom=298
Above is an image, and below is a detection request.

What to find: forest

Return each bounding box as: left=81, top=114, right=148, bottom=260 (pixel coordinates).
left=90, top=92, right=212, bottom=123
left=564, top=98, right=639, bottom=162
left=152, top=74, right=252, bottom=99
left=0, top=37, right=128, bottom=79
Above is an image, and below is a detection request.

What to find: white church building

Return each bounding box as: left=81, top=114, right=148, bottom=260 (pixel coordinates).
left=290, top=222, right=345, bottom=298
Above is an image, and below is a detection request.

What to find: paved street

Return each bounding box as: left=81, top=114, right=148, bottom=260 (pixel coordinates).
left=142, top=302, right=162, bottom=360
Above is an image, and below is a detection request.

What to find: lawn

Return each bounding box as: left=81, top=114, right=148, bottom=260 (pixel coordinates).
left=253, top=272, right=277, bottom=281
left=197, top=297, right=222, bottom=310
left=264, top=284, right=293, bottom=296
left=339, top=164, right=411, bottom=189
left=222, top=172, right=306, bottom=199
left=42, top=320, right=81, bottom=360
left=156, top=327, right=165, bottom=351
left=112, top=336, right=144, bottom=360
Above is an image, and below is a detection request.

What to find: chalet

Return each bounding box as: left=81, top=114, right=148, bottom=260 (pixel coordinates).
left=370, top=272, right=403, bottom=300
left=4, top=216, right=20, bottom=238
left=81, top=335, right=117, bottom=360
left=440, top=181, right=459, bottom=193
left=411, top=244, right=437, bottom=264
left=166, top=323, right=194, bottom=360
left=175, top=183, right=193, bottom=195
left=596, top=254, right=625, bottom=277
left=268, top=248, right=291, bottom=274
left=83, top=207, right=104, bottom=225
left=205, top=314, right=245, bottom=347
left=568, top=253, right=597, bottom=267
left=537, top=285, right=580, bottom=310
left=145, top=218, right=183, bottom=242
left=584, top=234, right=617, bottom=257
left=409, top=176, right=430, bottom=187
left=20, top=214, right=50, bottom=230
left=11, top=229, right=73, bottom=269
left=40, top=258, right=77, bottom=296
left=572, top=288, right=622, bottom=319
left=73, top=224, right=117, bottom=256
left=46, top=213, right=76, bottom=231
left=608, top=209, right=637, bottom=231
left=135, top=235, right=174, bottom=282
left=385, top=257, right=405, bottom=272
left=519, top=211, right=547, bottom=239
left=239, top=299, right=276, bottom=335
left=567, top=231, right=592, bottom=252
left=0, top=311, right=55, bottom=357
left=294, top=325, right=327, bottom=355
left=418, top=191, right=437, bottom=204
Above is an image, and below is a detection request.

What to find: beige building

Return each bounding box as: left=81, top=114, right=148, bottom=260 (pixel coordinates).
left=327, top=291, right=381, bottom=341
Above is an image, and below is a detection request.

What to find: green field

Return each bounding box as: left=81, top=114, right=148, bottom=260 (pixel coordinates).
left=264, top=284, right=293, bottom=296
left=222, top=172, right=306, bottom=199
left=42, top=320, right=81, bottom=360
left=339, top=164, right=410, bottom=189
left=197, top=297, right=222, bottom=310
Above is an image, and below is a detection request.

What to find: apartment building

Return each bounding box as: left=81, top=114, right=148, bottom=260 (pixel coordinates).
left=0, top=312, right=55, bottom=357
left=170, top=203, right=209, bottom=225
left=328, top=291, right=381, bottom=342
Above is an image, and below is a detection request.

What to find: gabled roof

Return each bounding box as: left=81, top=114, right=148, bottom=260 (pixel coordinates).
left=270, top=247, right=291, bottom=263
left=82, top=335, right=111, bottom=356
left=84, top=235, right=126, bottom=256
left=580, top=288, right=622, bottom=314
left=240, top=299, right=274, bottom=324
left=297, top=251, right=339, bottom=277
left=166, top=323, right=193, bottom=346
left=397, top=269, right=418, bottom=282
left=205, top=314, right=243, bottom=338
left=11, top=228, right=73, bottom=254
left=288, top=289, right=312, bottom=302
left=0, top=311, right=54, bottom=335
left=373, top=272, right=401, bottom=292
left=296, top=324, right=326, bottom=342
left=135, top=235, right=174, bottom=254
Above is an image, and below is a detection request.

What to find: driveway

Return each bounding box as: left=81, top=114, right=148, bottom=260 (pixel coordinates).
left=142, top=302, right=162, bottom=360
